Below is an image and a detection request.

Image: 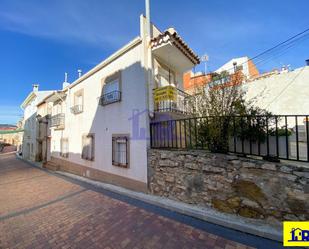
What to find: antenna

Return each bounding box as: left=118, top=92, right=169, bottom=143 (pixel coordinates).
left=78, top=69, right=82, bottom=78
left=201, top=54, right=209, bottom=74
left=64, top=72, right=68, bottom=83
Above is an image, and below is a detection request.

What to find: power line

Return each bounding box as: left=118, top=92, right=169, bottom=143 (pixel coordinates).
left=214, top=27, right=309, bottom=75
left=264, top=66, right=306, bottom=109
left=253, top=32, right=309, bottom=67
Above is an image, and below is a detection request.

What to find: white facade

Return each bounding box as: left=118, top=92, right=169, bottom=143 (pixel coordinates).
left=243, top=66, right=309, bottom=116
left=51, top=39, right=149, bottom=184
left=216, top=56, right=254, bottom=79
left=21, top=87, right=53, bottom=161
left=38, top=16, right=199, bottom=190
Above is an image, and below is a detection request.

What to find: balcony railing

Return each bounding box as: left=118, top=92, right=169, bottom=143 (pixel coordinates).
left=50, top=113, right=65, bottom=128
left=99, top=90, right=121, bottom=106
left=70, top=105, right=83, bottom=114
left=154, top=87, right=191, bottom=114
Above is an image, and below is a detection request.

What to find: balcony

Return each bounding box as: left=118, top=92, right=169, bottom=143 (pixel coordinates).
left=70, top=105, right=83, bottom=115
left=50, top=113, right=65, bottom=129
left=154, top=86, right=191, bottom=114
left=99, top=90, right=121, bottom=106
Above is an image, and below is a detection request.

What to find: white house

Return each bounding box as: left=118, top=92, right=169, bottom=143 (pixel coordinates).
left=21, top=85, right=54, bottom=161
left=37, top=15, right=199, bottom=192
left=215, top=56, right=259, bottom=80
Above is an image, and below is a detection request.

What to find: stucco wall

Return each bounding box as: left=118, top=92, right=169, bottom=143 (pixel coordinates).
left=148, top=149, right=309, bottom=226
left=51, top=42, right=149, bottom=184
left=244, top=66, right=309, bottom=116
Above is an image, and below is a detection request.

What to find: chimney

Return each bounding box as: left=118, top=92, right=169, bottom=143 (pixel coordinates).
left=78, top=69, right=82, bottom=78
left=32, top=84, right=39, bottom=92
left=306, top=59, right=309, bottom=66
left=62, top=72, right=70, bottom=89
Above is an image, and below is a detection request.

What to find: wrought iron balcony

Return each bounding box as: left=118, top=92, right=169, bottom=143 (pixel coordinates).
left=153, top=86, right=191, bottom=114
left=70, top=105, right=83, bottom=114
left=50, top=113, right=65, bottom=128
left=99, top=91, right=121, bottom=106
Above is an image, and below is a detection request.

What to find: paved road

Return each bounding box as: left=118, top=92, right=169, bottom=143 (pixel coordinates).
left=0, top=154, right=282, bottom=249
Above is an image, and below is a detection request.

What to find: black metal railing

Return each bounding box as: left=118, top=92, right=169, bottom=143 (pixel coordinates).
left=70, top=105, right=83, bottom=114
left=50, top=113, right=65, bottom=128
left=154, top=87, right=191, bottom=113
left=150, top=115, right=309, bottom=162
left=99, top=91, right=121, bottom=106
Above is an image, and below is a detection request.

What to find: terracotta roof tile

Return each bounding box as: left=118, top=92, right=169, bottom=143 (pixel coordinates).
left=151, top=29, right=200, bottom=65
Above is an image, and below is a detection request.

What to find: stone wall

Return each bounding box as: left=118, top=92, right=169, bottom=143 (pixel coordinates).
left=148, top=149, right=309, bottom=225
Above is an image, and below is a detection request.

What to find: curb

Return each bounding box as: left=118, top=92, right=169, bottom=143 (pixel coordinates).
left=55, top=171, right=282, bottom=242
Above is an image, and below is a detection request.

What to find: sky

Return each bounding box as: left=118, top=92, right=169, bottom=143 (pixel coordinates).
left=0, top=0, right=308, bottom=124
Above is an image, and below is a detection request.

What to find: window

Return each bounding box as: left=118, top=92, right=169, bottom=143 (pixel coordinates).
left=112, top=135, right=129, bottom=168
left=60, top=138, right=69, bottom=158
left=100, top=71, right=121, bottom=106
left=82, top=134, right=95, bottom=161
left=71, top=89, right=84, bottom=114
left=155, top=61, right=176, bottom=87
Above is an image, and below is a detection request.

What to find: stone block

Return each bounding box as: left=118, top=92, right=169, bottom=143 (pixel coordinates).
left=261, top=163, right=277, bottom=171
left=241, top=198, right=260, bottom=209
left=158, top=160, right=178, bottom=167
left=280, top=166, right=292, bottom=173
left=242, top=162, right=256, bottom=168
left=184, top=163, right=199, bottom=170
left=293, top=171, right=309, bottom=179
left=202, top=165, right=225, bottom=173
left=165, top=175, right=175, bottom=183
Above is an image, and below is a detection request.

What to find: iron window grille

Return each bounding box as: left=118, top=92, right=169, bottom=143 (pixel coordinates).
left=70, top=105, right=83, bottom=114
left=99, top=90, right=121, bottom=106
left=112, top=136, right=129, bottom=168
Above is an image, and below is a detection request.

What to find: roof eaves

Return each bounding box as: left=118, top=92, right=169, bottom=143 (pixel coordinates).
left=20, top=92, right=36, bottom=110
left=151, top=30, right=200, bottom=65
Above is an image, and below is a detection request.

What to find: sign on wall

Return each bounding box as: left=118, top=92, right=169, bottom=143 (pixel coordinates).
left=154, top=86, right=176, bottom=103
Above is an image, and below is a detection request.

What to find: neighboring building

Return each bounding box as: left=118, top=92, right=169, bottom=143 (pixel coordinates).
left=215, top=56, right=259, bottom=80
left=36, top=99, right=53, bottom=162
left=36, top=15, right=199, bottom=192
left=183, top=56, right=258, bottom=93
left=0, top=125, right=17, bottom=144
left=243, top=65, right=309, bottom=116
left=0, top=122, right=24, bottom=153
left=20, top=85, right=54, bottom=161
left=183, top=71, right=212, bottom=94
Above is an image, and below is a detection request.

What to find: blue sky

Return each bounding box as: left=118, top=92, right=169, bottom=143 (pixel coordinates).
left=0, top=0, right=308, bottom=124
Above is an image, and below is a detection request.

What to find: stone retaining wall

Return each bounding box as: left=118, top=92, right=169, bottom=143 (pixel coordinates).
left=148, top=149, right=309, bottom=225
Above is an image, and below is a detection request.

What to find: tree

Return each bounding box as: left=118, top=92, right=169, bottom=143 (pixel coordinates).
left=187, top=71, right=272, bottom=153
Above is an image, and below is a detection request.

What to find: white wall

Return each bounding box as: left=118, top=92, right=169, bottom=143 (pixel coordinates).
left=244, top=66, right=309, bottom=116
left=51, top=42, right=149, bottom=184
left=216, top=57, right=250, bottom=78
left=23, top=97, right=38, bottom=161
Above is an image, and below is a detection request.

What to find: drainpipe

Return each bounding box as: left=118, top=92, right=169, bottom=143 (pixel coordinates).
left=146, top=0, right=154, bottom=118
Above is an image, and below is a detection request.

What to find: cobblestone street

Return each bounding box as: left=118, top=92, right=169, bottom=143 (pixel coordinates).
left=0, top=154, right=280, bottom=249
